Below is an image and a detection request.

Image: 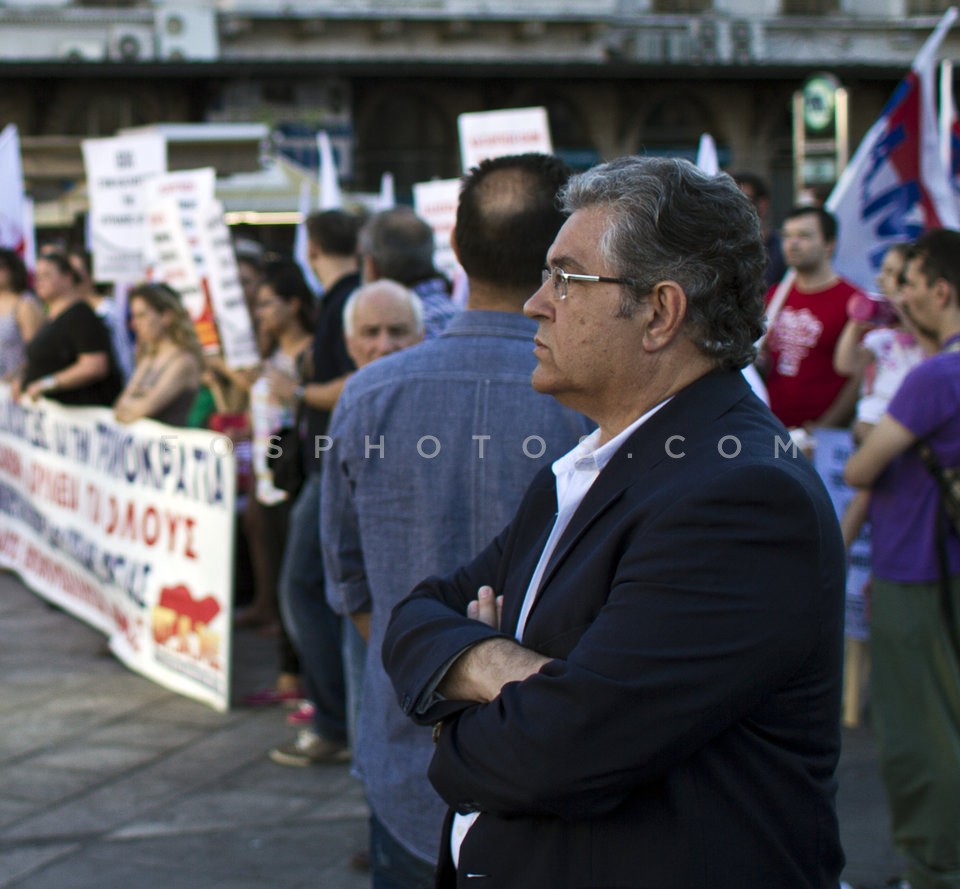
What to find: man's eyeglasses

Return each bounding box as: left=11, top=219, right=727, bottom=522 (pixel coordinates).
left=541, top=266, right=632, bottom=301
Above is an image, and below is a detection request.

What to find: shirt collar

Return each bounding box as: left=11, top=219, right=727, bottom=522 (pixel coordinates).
left=553, top=397, right=674, bottom=478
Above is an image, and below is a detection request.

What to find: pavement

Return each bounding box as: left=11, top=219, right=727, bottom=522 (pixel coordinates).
left=0, top=568, right=904, bottom=889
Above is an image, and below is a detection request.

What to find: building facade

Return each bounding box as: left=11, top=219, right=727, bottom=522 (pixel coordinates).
left=1, top=0, right=958, bottom=220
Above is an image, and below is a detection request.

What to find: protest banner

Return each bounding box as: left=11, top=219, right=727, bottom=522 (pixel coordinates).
left=0, top=384, right=236, bottom=711
left=196, top=199, right=259, bottom=369
left=412, top=177, right=461, bottom=282
left=83, top=132, right=167, bottom=283
left=457, top=107, right=553, bottom=173
left=826, top=8, right=959, bottom=292
left=145, top=197, right=221, bottom=355
left=0, top=124, right=27, bottom=257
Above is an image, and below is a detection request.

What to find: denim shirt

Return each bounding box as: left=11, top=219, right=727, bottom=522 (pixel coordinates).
left=321, top=310, right=592, bottom=863
left=412, top=275, right=460, bottom=339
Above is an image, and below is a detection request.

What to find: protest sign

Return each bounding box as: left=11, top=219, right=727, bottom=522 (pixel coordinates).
left=412, top=177, right=461, bottom=282
left=83, top=132, right=167, bottom=282
left=145, top=198, right=221, bottom=355
left=197, top=200, right=259, bottom=369
left=143, top=167, right=216, bottom=273
left=0, top=385, right=236, bottom=711
left=457, top=107, right=552, bottom=173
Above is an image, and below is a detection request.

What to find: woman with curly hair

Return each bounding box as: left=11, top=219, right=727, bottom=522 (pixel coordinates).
left=113, top=282, right=202, bottom=426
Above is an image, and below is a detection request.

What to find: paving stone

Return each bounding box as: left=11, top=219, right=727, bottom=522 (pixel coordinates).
left=0, top=565, right=905, bottom=889
left=0, top=843, right=78, bottom=889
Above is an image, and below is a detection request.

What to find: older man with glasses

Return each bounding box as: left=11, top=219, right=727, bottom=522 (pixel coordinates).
left=384, top=156, right=847, bottom=889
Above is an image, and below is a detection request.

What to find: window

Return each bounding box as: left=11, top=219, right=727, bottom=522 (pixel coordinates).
left=906, top=0, right=955, bottom=12
left=781, top=0, right=840, bottom=13
left=650, top=0, right=712, bottom=11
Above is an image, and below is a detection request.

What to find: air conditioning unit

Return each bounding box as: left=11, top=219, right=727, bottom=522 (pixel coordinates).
left=108, top=26, right=156, bottom=62
left=155, top=7, right=219, bottom=61
left=58, top=39, right=106, bottom=62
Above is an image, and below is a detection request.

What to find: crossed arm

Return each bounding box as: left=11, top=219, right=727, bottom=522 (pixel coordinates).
left=384, top=463, right=838, bottom=820
left=438, top=586, right=550, bottom=704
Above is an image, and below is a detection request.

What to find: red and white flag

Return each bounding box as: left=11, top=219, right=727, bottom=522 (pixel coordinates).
left=0, top=124, right=27, bottom=257
left=826, top=7, right=959, bottom=292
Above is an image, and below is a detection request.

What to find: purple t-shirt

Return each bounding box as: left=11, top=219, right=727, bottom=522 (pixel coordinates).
left=869, top=349, right=960, bottom=582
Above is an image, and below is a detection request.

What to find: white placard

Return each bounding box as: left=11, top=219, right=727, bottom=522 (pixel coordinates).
left=197, top=200, right=259, bottom=369
left=413, top=177, right=462, bottom=282
left=83, top=133, right=167, bottom=282
left=143, top=168, right=216, bottom=275
left=458, top=107, right=553, bottom=173
left=0, top=386, right=236, bottom=711
left=145, top=197, right=221, bottom=355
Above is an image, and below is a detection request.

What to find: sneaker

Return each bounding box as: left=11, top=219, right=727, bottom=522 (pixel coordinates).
left=268, top=730, right=351, bottom=767
left=242, top=686, right=304, bottom=708
left=349, top=849, right=371, bottom=872
left=286, top=701, right=316, bottom=726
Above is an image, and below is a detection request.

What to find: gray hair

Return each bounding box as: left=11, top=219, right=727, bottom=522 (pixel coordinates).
left=358, top=208, right=436, bottom=285
left=342, top=280, right=425, bottom=338
left=560, top=156, right=766, bottom=369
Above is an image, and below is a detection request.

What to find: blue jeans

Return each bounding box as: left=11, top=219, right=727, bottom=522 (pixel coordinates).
left=278, top=473, right=346, bottom=744
left=370, top=813, right=436, bottom=889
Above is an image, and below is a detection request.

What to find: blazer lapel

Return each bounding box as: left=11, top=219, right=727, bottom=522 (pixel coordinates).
left=498, top=472, right=559, bottom=636
left=529, top=369, right=752, bottom=616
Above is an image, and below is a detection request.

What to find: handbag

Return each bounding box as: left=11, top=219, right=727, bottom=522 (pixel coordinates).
left=269, top=421, right=304, bottom=496
left=267, top=346, right=311, bottom=497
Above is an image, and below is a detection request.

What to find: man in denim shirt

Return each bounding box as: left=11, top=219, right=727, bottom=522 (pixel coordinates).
left=322, top=154, right=591, bottom=888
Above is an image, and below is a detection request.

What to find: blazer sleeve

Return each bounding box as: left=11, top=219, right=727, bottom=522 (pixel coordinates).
left=423, top=461, right=842, bottom=821
left=381, top=522, right=517, bottom=723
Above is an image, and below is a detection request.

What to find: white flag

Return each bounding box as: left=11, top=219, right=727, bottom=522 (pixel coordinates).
left=0, top=124, right=27, bottom=256
left=294, top=179, right=323, bottom=295
left=317, top=131, right=343, bottom=210
left=378, top=172, right=396, bottom=211
left=696, top=133, right=719, bottom=175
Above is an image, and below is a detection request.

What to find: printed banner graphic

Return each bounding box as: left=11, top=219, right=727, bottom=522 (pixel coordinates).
left=0, top=385, right=236, bottom=711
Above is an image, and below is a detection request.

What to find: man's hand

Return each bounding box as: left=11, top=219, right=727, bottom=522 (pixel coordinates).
left=466, top=584, right=503, bottom=629
left=437, top=586, right=550, bottom=704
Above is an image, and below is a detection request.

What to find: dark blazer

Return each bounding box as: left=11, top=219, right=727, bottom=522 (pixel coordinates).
left=383, top=369, right=846, bottom=889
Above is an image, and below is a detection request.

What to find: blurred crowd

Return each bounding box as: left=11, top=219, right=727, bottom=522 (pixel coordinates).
left=3, top=159, right=960, bottom=889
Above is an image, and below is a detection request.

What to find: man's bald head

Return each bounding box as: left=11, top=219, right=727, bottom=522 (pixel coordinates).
left=343, top=280, right=424, bottom=368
